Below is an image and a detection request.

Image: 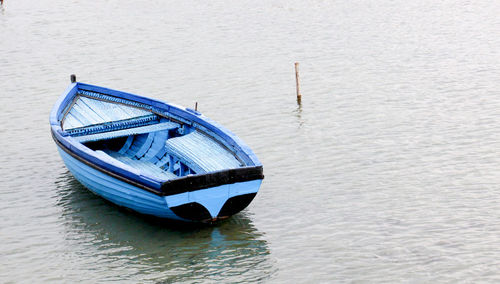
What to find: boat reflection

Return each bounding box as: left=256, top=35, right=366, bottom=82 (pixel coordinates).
left=54, top=172, right=276, bottom=282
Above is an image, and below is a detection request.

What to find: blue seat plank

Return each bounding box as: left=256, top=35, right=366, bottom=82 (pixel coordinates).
left=165, top=131, right=242, bottom=173
left=74, top=121, right=179, bottom=143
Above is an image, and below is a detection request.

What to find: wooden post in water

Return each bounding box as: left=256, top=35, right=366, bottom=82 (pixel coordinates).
left=295, top=62, right=301, bottom=104
left=195, top=102, right=198, bottom=111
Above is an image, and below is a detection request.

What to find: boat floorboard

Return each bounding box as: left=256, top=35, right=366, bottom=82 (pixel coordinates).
left=102, top=150, right=178, bottom=181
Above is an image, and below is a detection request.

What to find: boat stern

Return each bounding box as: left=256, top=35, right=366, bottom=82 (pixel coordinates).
left=164, top=179, right=262, bottom=222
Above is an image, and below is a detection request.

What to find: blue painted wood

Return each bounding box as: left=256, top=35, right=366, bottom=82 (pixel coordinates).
left=50, top=81, right=263, bottom=222
left=66, top=102, right=94, bottom=126
left=75, top=83, right=260, bottom=166
left=63, top=113, right=82, bottom=129
left=59, top=145, right=260, bottom=219
left=118, top=136, right=134, bottom=154
left=74, top=121, right=178, bottom=143
left=58, top=147, right=183, bottom=220
left=73, top=99, right=104, bottom=124
left=79, top=97, right=115, bottom=122
left=125, top=134, right=147, bottom=157
left=63, top=113, right=85, bottom=129
left=134, top=132, right=155, bottom=159
left=71, top=102, right=101, bottom=125
left=142, top=131, right=169, bottom=161
left=103, top=151, right=178, bottom=180
left=63, top=94, right=152, bottom=131
left=154, top=152, right=172, bottom=168
left=51, top=83, right=78, bottom=122
left=165, top=131, right=242, bottom=173
left=78, top=97, right=108, bottom=122
left=67, top=114, right=159, bottom=136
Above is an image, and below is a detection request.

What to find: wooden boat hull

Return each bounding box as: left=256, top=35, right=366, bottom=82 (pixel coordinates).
left=57, top=146, right=261, bottom=222
left=51, top=81, right=263, bottom=222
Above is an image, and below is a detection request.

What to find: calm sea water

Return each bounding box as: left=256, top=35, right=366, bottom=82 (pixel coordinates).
left=2, top=0, right=500, bottom=282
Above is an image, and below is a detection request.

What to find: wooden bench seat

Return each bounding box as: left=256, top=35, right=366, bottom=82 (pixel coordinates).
left=74, top=121, right=179, bottom=143
left=164, top=131, right=242, bottom=173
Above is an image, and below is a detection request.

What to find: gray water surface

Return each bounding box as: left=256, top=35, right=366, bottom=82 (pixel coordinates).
left=1, top=0, right=500, bottom=282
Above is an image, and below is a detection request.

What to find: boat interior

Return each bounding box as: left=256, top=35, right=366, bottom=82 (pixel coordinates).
left=61, top=90, right=244, bottom=180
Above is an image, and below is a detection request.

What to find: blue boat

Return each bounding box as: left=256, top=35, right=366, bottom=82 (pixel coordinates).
left=50, top=76, right=263, bottom=223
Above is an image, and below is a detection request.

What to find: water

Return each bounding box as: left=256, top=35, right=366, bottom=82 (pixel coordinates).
left=1, top=0, right=500, bottom=282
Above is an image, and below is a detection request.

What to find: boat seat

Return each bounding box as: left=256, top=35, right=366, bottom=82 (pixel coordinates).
left=103, top=150, right=178, bottom=180
left=74, top=121, right=179, bottom=143
left=164, top=131, right=242, bottom=173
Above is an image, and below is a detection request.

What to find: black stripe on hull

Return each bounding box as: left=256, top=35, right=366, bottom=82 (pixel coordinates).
left=160, top=168, right=263, bottom=196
